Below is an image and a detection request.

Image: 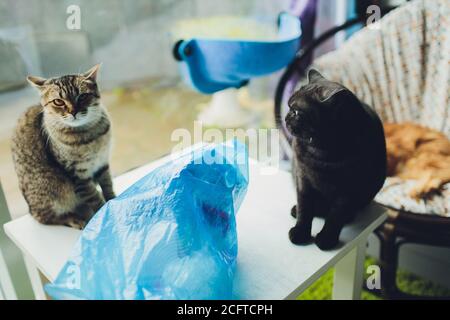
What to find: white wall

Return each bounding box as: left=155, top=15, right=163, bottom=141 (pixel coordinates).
left=0, top=0, right=291, bottom=90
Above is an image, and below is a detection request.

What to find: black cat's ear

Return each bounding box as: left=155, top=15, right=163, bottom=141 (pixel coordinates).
left=82, top=63, right=101, bottom=81
left=308, top=69, right=325, bottom=84
left=320, top=86, right=347, bottom=102
left=27, top=76, right=47, bottom=89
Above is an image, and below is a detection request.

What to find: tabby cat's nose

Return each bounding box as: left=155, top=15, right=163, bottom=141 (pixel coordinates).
left=68, top=109, right=78, bottom=118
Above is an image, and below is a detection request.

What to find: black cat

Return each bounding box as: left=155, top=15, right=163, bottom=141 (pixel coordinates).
left=286, top=69, right=387, bottom=250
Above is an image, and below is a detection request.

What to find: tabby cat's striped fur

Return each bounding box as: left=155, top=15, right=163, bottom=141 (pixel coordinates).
left=11, top=64, right=115, bottom=229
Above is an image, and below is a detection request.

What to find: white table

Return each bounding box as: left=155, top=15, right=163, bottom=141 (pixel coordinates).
left=3, top=149, right=386, bottom=300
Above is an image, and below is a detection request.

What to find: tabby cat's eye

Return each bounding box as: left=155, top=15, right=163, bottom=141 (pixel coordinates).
left=53, top=99, right=65, bottom=106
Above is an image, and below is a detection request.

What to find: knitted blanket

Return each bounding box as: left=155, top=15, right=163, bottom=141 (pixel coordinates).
left=312, top=0, right=450, bottom=217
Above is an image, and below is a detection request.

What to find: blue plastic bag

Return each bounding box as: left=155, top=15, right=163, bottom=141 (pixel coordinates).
left=45, top=140, right=249, bottom=300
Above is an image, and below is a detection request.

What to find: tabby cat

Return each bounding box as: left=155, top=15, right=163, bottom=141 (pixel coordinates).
left=11, top=64, right=115, bottom=229
left=286, top=70, right=387, bottom=250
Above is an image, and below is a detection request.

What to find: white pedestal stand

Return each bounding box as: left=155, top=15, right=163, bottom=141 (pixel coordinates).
left=198, top=88, right=255, bottom=128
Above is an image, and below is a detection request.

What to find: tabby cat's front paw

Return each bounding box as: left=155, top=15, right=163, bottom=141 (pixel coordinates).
left=103, top=192, right=116, bottom=201
left=289, top=227, right=313, bottom=245
left=315, top=232, right=339, bottom=251
left=90, top=197, right=105, bottom=212
left=64, top=216, right=88, bottom=230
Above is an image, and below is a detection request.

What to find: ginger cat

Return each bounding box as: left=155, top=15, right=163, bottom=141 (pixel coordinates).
left=384, top=122, right=450, bottom=199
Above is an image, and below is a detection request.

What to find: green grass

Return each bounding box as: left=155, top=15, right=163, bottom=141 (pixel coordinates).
left=297, top=257, right=450, bottom=300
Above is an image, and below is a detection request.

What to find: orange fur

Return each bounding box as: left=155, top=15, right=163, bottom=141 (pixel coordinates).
left=384, top=122, right=450, bottom=199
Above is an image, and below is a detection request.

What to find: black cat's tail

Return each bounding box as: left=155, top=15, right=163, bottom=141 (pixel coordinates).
left=274, top=57, right=298, bottom=147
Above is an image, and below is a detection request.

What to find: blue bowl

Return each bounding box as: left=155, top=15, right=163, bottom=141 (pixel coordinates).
left=173, top=13, right=302, bottom=94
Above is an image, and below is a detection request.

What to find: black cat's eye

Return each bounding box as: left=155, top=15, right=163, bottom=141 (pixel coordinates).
left=53, top=99, right=65, bottom=106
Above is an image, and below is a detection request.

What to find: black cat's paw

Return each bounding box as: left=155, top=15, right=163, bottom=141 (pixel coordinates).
left=290, top=205, right=297, bottom=218
left=289, top=227, right=313, bottom=245
left=315, top=232, right=339, bottom=251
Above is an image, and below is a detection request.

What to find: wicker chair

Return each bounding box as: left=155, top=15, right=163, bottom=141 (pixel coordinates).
left=275, top=0, right=450, bottom=299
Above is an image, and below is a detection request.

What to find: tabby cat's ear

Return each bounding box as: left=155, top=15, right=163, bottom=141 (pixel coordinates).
left=308, top=69, right=325, bottom=84
left=82, top=64, right=101, bottom=81
left=27, top=76, right=47, bottom=89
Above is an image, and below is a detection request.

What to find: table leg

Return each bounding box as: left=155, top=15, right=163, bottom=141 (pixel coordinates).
left=0, top=248, right=17, bottom=300
left=332, top=239, right=367, bottom=300
left=23, top=255, right=46, bottom=300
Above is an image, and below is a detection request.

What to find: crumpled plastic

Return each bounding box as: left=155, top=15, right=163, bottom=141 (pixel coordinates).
left=45, top=140, right=249, bottom=300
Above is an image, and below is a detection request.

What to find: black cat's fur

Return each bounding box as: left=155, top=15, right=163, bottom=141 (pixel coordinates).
left=286, top=69, right=387, bottom=250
